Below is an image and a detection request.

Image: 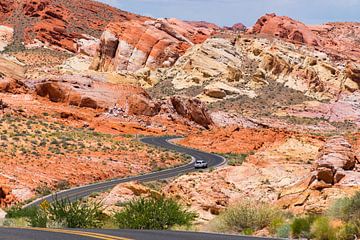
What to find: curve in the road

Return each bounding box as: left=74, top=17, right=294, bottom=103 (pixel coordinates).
left=24, top=136, right=226, bottom=208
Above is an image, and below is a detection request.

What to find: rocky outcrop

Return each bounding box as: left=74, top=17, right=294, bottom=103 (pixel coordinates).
left=346, top=62, right=360, bottom=84
left=161, top=35, right=355, bottom=102
left=90, top=18, right=215, bottom=72
left=248, top=13, right=320, bottom=46
left=0, top=25, right=13, bottom=51
left=0, top=77, right=26, bottom=94
left=224, top=23, right=247, bottom=32
left=0, top=55, right=26, bottom=80
left=126, top=94, right=161, bottom=117
left=170, top=96, right=214, bottom=129
left=31, top=75, right=158, bottom=112
left=314, top=136, right=358, bottom=185
left=0, top=186, right=16, bottom=208
left=248, top=14, right=360, bottom=61
left=278, top=136, right=360, bottom=214
left=0, top=0, right=150, bottom=52
left=167, top=38, right=244, bottom=90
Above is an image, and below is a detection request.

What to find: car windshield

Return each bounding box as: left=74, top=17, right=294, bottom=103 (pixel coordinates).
left=196, top=160, right=204, bottom=163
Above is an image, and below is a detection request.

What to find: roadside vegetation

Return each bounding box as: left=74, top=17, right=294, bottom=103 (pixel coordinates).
left=4, top=191, right=360, bottom=239
left=3, top=196, right=196, bottom=230
left=114, top=196, right=197, bottom=230
left=209, top=192, right=360, bottom=239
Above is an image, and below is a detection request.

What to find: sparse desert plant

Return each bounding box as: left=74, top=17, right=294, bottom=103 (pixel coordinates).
left=114, top=196, right=197, bottom=230
left=26, top=198, right=105, bottom=228
left=310, top=217, right=336, bottom=240
left=336, top=223, right=360, bottom=240
left=290, top=215, right=316, bottom=239
left=5, top=205, right=38, bottom=219
left=213, top=200, right=284, bottom=233
left=327, top=192, right=360, bottom=239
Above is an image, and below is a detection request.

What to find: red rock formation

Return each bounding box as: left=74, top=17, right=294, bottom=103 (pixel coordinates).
left=31, top=75, right=156, bottom=111
left=248, top=14, right=360, bottom=61
left=90, top=18, right=215, bottom=72
left=248, top=13, right=320, bottom=46
left=224, top=23, right=247, bottom=32
left=0, top=186, right=16, bottom=208
left=170, top=96, right=214, bottom=129
left=0, top=0, right=149, bottom=52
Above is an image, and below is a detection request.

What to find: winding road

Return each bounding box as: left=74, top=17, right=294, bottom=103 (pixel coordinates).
left=24, top=136, right=226, bottom=208
left=0, top=136, right=278, bottom=239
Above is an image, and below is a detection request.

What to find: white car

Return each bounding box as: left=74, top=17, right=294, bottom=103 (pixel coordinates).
left=194, top=160, right=208, bottom=169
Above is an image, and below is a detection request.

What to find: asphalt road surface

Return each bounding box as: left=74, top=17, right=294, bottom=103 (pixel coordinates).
left=24, top=136, right=226, bottom=207
left=0, top=227, right=279, bottom=240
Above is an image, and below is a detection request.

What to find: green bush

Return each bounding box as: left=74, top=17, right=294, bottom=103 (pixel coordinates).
left=27, top=198, right=105, bottom=228
left=291, top=215, right=316, bottom=239
left=336, top=223, right=360, bottom=240
left=5, top=206, right=38, bottom=219
left=276, top=224, right=291, bottom=238
left=328, top=192, right=360, bottom=222
left=327, top=192, right=360, bottom=239
left=214, top=200, right=284, bottom=233
left=114, top=196, right=197, bottom=230
left=311, top=217, right=336, bottom=240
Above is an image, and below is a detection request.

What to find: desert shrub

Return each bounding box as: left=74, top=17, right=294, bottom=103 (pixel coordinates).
left=5, top=206, right=38, bottom=219
left=327, top=192, right=360, bottom=239
left=27, top=198, right=105, bottom=228
left=336, top=223, right=360, bottom=240
left=328, top=197, right=352, bottom=221
left=28, top=208, right=47, bottom=228
left=310, top=217, right=336, bottom=240
left=276, top=223, right=291, bottom=238
left=114, top=196, right=197, bottom=230
left=214, top=200, right=284, bottom=233
left=291, top=215, right=316, bottom=239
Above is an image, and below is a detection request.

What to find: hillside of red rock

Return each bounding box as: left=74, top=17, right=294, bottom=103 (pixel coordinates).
left=90, top=18, right=218, bottom=71
left=248, top=13, right=360, bottom=61
left=0, top=0, right=149, bottom=52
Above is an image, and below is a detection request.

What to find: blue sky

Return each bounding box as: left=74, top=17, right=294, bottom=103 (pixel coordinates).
left=100, top=0, right=360, bottom=27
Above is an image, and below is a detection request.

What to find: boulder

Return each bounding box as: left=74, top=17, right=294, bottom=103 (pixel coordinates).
left=204, top=88, right=226, bottom=99
left=316, top=136, right=357, bottom=171
left=0, top=186, right=16, bottom=208
left=170, top=96, right=214, bottom=129
left=126, top=94, right=161, bottom=117
left=316, top=167, right=334, bottom=184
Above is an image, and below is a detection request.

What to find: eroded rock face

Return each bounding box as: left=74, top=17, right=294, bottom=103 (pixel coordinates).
left=0, top=25, right=13, bottom=51
left=278, top=136, right=360, bottom=214
left=30, top=75, right=158, bottom=112
left=314, top=136, right=358, bottom=184
left=170, top=96, right=214, bottom=129
left=163, top=36, right=355, bottom=102
left=0, top=55, right=26, bottom=80
left=346, top=62, right=360, bottom=85
left=90, top=18, right=215, bottom=72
